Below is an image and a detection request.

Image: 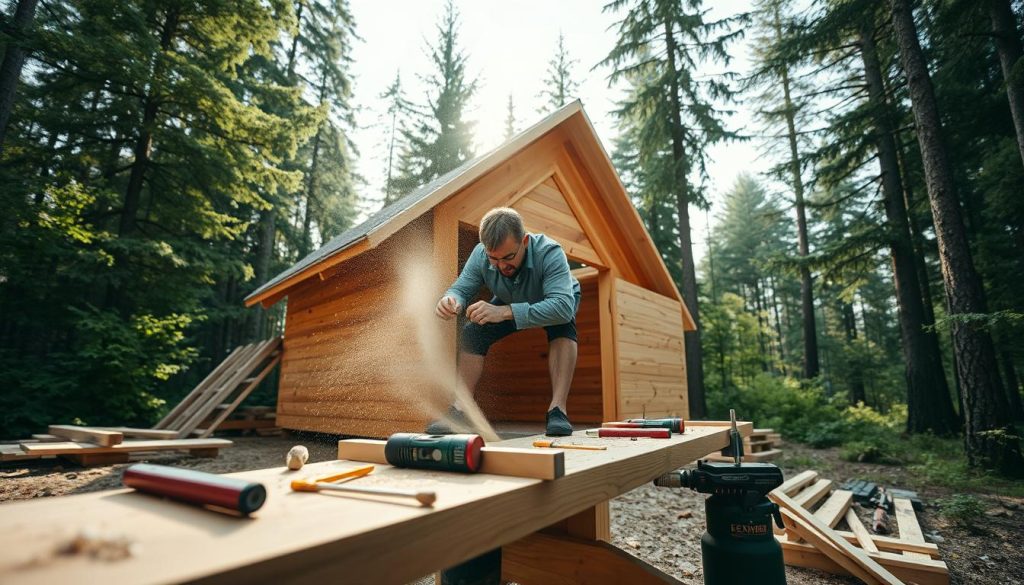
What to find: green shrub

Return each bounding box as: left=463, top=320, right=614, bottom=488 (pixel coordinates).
left=936, top=494, right=985, bottom=528
left=708, top=373, right=842, bottom=442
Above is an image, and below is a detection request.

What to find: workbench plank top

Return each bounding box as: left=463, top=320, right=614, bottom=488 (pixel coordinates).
left=0, top=421, right=747, bottom=585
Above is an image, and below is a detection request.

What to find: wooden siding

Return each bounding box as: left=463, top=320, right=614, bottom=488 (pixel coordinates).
left=511, top=178, right=601, bottom=267
left=614, top=278, right=689, bottom=419
left=475, top=273, right=602, bottom=423
left=278, top=216, right=447, bottom=438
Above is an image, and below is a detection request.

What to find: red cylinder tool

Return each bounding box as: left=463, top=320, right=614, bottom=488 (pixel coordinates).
left=603, top=418, right=685, bottom=433
left=585, top=427, right=671, bottom=438
left=122, top=463, right=267, bottom=515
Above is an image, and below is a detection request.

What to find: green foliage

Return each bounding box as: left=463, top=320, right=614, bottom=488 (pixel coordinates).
left=394, top=0, right=477, bottom=195
left=537, top=32, right=579, bottom=111
left=708, top=372, right=842, bottom=442
left=935, top=494, right=986, bottom=529
left=0, top=0, right=359, bottom=438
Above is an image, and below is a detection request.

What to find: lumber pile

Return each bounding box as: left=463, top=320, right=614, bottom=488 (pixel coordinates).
left=0, top=337, right=282, bottom=466
left=199, top=405, right=280, bottom=436
left=158, top=337, right=282, bottom=438
left=770, top=469, right=949, bottom=585
left=707, top=428, right=782, bottom=462
left=1, top=427, right=232, bottom=466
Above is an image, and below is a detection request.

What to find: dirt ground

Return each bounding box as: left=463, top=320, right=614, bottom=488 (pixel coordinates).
left=2, top=433, right=1021, bottom=584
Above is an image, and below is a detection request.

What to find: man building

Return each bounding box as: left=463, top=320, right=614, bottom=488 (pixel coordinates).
left=431, top=207, right=581, bottom=436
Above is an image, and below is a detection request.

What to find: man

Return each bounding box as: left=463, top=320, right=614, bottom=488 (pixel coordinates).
left=431, top=207, right=581, bottom=436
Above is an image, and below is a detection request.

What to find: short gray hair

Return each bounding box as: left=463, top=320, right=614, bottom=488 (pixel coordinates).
left=479, top=208, right=525, bottom=250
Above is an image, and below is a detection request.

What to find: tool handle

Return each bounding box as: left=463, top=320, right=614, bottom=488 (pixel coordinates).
left=316, top=483, right=437, bottom=507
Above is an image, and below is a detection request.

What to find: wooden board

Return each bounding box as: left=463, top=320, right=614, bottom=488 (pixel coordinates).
left=337, top=439, right=566, bottom=480
left=48, top=425, right=123, bottom=447
left=0, top=423, right=743, bottom=585
left=772, top=491, right=903, bottom=585
left=614, top=278, right=687, bottom=419
left=19, top=438, right=233, bottom=456
left=779, top=535, right=949, bottom=585
left=894, top=497, right=930, bottom=560
left=503, top=532, right=683, bottom=584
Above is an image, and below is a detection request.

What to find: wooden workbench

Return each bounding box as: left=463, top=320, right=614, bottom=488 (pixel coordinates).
left=0, top=421, right=748, bottom=584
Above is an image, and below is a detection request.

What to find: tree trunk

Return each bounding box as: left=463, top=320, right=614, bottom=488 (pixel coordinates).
left=860, top=18, right=958, bottom=435
left=1001, top=349, right=1023, bottom=421
left=988, top=0, right=1024, bottom=167
left=890, top=0, right=1023, bottom=473
left=0, top=0, right=38, bottom=154
left=841, top=301, right=867, bottom=404
left=773, top=8, right=819, bottom=379
left=664, top=19, right=706, bottom=418
left=120, top=9, right=178, bottom=237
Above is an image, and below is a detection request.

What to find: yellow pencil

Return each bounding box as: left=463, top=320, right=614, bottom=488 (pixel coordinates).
left=532, top=439, right=607, bottom=451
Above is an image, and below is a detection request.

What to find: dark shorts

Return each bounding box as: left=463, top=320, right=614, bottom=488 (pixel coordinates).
left=460, top=294, right=580, bottom=356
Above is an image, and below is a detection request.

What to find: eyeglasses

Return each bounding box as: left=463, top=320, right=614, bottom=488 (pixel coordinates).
left=486, top=242, right=523, bottom=264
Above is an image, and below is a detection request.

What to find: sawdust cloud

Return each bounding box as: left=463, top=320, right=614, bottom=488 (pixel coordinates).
left=397, top=248, right=500, bottom=443
left=294, top=232, right=498, bottom=443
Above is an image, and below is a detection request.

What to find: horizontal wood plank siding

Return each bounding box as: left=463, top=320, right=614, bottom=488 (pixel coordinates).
left=615, top=278, right=688, bottom=419
left=475, top=275, right=602, bottom=423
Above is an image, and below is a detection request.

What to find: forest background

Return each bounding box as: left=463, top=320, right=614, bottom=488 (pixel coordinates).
left=1, top=0, right=1022, bottom=483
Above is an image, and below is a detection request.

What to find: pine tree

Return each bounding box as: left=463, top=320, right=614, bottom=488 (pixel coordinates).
left=379, top=72, right=414, bottom=204
left=538, top=31, right=579, bottom=111
left=394, top=0, right=477, bottom=195
left=889, top=0, right=1023, bottom=473
left=602, top=0, right=745, bottom=418
left=0, top=0, right=39, bottom=153
left=986, top=0, right=1024, bottom=167
left=504, top=93, right=516, bottom=141
left=749, top=0, right=820, bottom=378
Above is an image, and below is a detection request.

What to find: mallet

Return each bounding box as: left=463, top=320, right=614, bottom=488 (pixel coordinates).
left=290, top=464, right=437, bottom=507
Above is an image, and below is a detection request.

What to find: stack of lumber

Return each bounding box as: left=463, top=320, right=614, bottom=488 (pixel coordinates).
left=0, top=337, right=281, bottom=466
left=770, top=469, right=949, bottom=585
left=158, top=336, right=282, bottom=438
left=0, top=426, right=232, bottom=466
left=201, top=405, right=280, bottom=436
left=708, top=428, right=782, bottom=462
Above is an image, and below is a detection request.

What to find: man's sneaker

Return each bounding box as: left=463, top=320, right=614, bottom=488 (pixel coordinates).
left=545, top=407, right=573, bottom=436
left=425, top=405, right=470, bottom=435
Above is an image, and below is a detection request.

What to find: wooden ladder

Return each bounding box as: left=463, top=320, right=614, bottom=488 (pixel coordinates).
left=153, top=337, right=282, bottom=439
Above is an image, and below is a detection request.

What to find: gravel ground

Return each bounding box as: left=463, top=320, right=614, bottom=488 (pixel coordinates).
left=2, top=433, right=1021, bottom=584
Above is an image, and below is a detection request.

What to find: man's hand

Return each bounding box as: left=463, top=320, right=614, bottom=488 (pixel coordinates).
left=466, top=301, right=513, bottom=325
left=435, top=296, right=462, bottom=320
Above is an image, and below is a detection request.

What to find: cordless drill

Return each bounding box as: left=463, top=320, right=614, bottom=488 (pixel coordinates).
left=654, top=411, right=787, bottom=585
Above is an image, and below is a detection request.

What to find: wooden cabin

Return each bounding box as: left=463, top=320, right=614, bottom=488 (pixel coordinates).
left=245, top=101, right=697, bottom=438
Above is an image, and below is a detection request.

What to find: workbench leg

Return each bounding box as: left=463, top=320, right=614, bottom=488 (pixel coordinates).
left=544, top=501, right=610, bottom=541
left=501, top=532, right=684, bottom=584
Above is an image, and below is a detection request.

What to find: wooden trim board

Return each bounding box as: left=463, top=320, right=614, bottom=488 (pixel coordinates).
left=772, top=491, right=903, bottom=585
left=503, top=532, right=684, bottom=584
left=48, top=425, right=123, bottom=447
left=337, top=439, right=566, bottom=480
left=19, top=438, right=233, bottom=456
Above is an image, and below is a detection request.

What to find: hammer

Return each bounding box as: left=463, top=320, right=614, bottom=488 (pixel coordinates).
left=290, top=464, right=437, bottom=507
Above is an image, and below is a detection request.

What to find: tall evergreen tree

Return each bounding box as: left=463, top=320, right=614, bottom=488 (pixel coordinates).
left=393, top=0, right=477, bottom=195
left=749, top=0, right=820, bottom=379
left=602, top=0, right=745, bottom=418
left=504, top=93, right=516, bottom=141
left=0, top=0, right=38, bottom=153
left=889, top=0, right=1023, bottom=473
left=379, top=72, right=414, bottom=204
left=986, top=0, right=1024, bottom=167
left=538, top=31, right=579, bottom=111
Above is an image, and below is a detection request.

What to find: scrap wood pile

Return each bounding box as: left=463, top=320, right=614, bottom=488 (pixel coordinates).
left=770, top=469, right=948, bottom=585
left=0, top=337, right=282, bottom=466
left=707, top=427, right=782, bottom=462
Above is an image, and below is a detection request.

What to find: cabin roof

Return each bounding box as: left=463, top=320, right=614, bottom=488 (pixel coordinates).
left=245, top=100, right=695, bottom=330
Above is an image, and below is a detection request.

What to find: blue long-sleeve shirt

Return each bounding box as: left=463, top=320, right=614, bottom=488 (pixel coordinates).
left=445, top=233, right=581, bottom=329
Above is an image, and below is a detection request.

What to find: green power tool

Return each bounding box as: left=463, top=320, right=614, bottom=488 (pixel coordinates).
left=654, top=410, right=788, bottom=585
